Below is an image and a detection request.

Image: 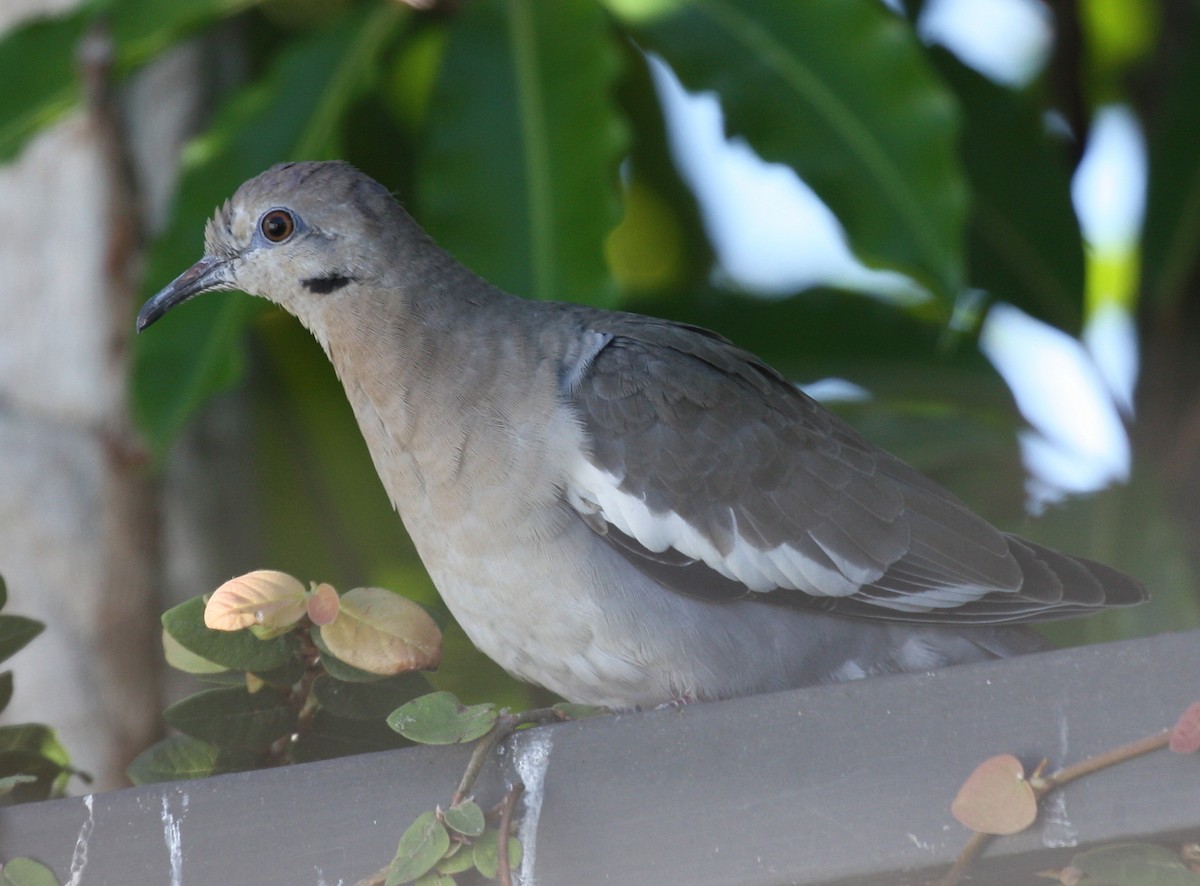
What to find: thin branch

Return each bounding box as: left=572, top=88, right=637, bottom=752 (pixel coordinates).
left=497, top=781, right=525, bottom=886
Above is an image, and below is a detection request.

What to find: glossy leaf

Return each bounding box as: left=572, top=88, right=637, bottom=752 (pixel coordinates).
left=420, top=0, right=626, bottom=306
left=1143, top=24, right=1200, bottom=311
left=387, top=691, right=498, bottom=745
left=132, top=4, right=407, bottom=454
left=126, top=734, right=258, bottom=784
left=161, top=628, right=228, bottom=675
left=617, top=0, right=966, bottom=304
left=312, top=672, right=432, bottom=721
left=934, top=50, right=1084, bottom=333
left=385, top=811, right=450, bottom=886
left=0, top=9, right=89, bottom=162
left=163, top=686, right=297, bottom=749
left=289, top=709, right=409, bottom=763
left=162, top=597, right=295, bottom=672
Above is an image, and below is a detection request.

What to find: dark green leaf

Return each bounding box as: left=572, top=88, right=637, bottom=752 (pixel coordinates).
left=109, top=0, right=264, bottom=64
left=0, top=672, right=12, bottom=716
left=126, top=734, right=259, bottom=785
left=289, top=710, right=409, bottom=763
left=385, top=811, right=450, bottom=886
left=0, top=616, right=44, bottom=666
left=1143, top=24, right=1200, bottom=312
left=443, top=800, right=485, bottom=838
left=421, top=0, right=626, bottom=306
left=934, top=50, right=1084, bottom=332
left=0, top=9, right=89, bottom=162
left=0, top=856, right=60, bottom=886
left=253, top=656, right=307, bottom=690
left=161, top=597, right=295, bottom=672
left=471, top=828, right=522, bottom=880
left=618, top=0, right=966, bottom=304
left=0, top=726, right=73, bottom=804
left=312, top=672, right=432, bottom=720
left=164, top=686, right=297, bottom=749
left=387, top=692, right=498, bottom=745
left=132, top=4, right=407, bottom=454
left=0, top=574, right=7, bottom=610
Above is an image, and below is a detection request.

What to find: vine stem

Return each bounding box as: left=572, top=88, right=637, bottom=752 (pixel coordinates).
left=451, top=706, right=567, bottom=806
left=932, top=729, right=1172, bottom=886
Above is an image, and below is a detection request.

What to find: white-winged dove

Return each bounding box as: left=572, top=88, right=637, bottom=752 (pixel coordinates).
left=138, top=161, right=1146, bottom=708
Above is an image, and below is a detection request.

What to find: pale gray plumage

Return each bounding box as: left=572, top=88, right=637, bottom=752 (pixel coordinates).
left=137, top=161, right=1146, bottom=707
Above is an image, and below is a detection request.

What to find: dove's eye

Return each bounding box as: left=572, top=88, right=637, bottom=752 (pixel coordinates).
left=260, top=209, right=296, bottom=243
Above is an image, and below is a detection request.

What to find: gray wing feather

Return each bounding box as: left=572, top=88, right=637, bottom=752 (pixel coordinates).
left=562, top=313, right=1145, bottom=624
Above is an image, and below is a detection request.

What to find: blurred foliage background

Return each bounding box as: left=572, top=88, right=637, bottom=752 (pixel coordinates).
left=3, top=0, right=1198, bottom=712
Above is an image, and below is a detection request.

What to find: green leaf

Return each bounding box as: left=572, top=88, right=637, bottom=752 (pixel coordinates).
left=412, top=872, right=455, bottom=886
left=616, top=0, right=966, bottom=304
left=126, top=734, right=258, bottom=785
left=471, top=828, right=522, bottom=880
left=443, top=800, right=485, bottom=838
left=0, top=725, right=73, bottom=804
left=434, top=842, right=477, bottom=875
left=289, top=710, right=409, bottom=763
left=164, top=686, right=297, bottom=750
left=1066, top=842, right=1200, bottom=886
left=0, top=856, right=60, bottom=886
left=385, top=811, right=451, bottom=886
left=420, top=0, right=626, bottom=306
left=0, top=8, right=89, bottom=163
left=0, top=672, right=12, bottom=716
left=312, top=672, right=432, bottom=721
left=0, top=616, right=44, bottom=666
left=0, top=574, right=7, bottom=610
left=386, top=691, right=498, bottom=745
left=934, top=50, right=1084, bottom=332
left=108, top=0, right=265, bottom=64
left=1143, top=24, right=1200, bottom=312
left=161, top=597, right=295, bottom=673
left=131, top=4, right=407, bottom=455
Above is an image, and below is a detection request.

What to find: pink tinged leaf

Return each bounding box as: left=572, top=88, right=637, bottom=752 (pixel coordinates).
left=951, top=753, right=1038, bottom=835
left=306, top=582, right=341, bottom=626
left=1170, top=701, right=1200, bottom=754
left=318, top=587, right=442, bottom=676
left=204, top=570, right=307, bottom=633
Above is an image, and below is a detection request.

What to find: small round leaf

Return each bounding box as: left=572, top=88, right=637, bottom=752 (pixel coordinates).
left=444, top=800, right=486, bottom=837
left=1, top=856, right=59, bottom=886
left=306, top=582, right=340, bottom=625
left=385, top=811, right=450, bottom=885
left=951, top=753, right=1037, bottom=835
left=472, top=828, right=523, bottom=880
left=1170, top=701, right=1200, bottom=754
left=387, top=691, right=497, bottom=744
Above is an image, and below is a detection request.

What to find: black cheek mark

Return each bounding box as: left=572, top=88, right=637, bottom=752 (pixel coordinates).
left=301, top=274, right=355, bottom=294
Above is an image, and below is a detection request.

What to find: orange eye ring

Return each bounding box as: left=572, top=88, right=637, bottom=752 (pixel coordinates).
left=261, top=209, right=295, bottom=243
